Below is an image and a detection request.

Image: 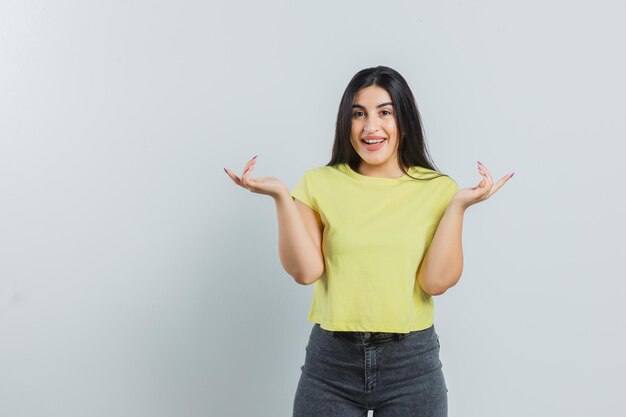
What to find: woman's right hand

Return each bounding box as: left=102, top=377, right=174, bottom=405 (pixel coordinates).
left=224, top=156, right=287, bottom=199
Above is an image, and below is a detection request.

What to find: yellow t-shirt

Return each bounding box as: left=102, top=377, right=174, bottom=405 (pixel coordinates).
left=290, top=162, right=459, bottom=333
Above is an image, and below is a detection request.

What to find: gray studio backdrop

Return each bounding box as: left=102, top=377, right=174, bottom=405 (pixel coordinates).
left=1, top=1, right=624, bottom=416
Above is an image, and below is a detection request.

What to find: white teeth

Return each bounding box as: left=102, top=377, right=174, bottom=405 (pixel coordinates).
left=364, top=139, right=385, bottom=144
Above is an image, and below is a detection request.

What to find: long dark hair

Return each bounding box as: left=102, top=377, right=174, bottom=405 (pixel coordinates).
left=326, top=66, right=450, bottom=181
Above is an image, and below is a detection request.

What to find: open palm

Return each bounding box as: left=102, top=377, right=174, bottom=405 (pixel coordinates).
left=452, top=161, right=514, bottom=209
left=224, top=156, right=287, bottom=198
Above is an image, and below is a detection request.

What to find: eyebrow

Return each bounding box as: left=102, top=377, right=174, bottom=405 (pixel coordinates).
left=352, top=102, right=393, bottom=109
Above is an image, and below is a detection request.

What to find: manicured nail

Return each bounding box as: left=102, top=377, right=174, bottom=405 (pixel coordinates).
left=477, top=160, right=483, bottom=166
left=224, top=168, right=227, bottom=173
left=252, top=155, right=258, bottom=160
left=509, top=172, right=515, bottom=178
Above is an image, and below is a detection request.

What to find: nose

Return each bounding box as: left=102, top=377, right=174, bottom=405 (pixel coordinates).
left=364, top=124, right=379, bottom=133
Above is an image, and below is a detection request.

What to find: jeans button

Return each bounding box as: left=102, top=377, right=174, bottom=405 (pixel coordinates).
left=364, top=332, right=371, bottom=339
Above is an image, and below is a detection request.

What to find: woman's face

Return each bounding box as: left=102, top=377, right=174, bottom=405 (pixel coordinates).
left=350, top=85, right=401, bottom=175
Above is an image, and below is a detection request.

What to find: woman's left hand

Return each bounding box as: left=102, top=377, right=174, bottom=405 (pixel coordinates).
left=451, top=161, right=514, bottom=209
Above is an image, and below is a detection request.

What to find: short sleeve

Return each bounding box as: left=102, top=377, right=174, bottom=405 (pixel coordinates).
left=441, top=177, right=459, bottom=207
left=433, top=176, right=459, bottom=222
left=290, top=170, right=319, bottom=213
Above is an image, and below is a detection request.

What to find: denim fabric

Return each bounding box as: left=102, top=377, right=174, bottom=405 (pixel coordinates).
left=293, top=323, right=448, bottom=417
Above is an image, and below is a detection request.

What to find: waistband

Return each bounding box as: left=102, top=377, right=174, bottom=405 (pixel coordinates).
left=330, top=329, right=408, bottom=342
left=321, top=323, right=434, bottom=342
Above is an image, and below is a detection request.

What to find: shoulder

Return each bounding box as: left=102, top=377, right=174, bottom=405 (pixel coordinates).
left=436, top=174, right=458, bottom=190
left=432, top=174, right=459, bottom=196
left=409, top=166, right=458, bottom=188
left=308, top=164, right=340, bottom=174
left=300, top=164, right=342, bottom=180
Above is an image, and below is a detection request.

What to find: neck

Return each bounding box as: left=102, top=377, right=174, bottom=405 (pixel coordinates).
left=357, top=162, right=406, bottom=179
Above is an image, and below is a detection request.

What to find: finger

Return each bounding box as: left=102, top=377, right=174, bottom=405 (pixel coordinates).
left=224, top=167, right=233, bottom=178
left=242, top=162, right=257, bottom=190
left=240, top=157, right=258, bottom=187
left=490, top=173, right=513, bottom=194
left=475, top=176, right=486, bottom=191
left=485, top=169, right=494, bottom=189
left=478, top=163, right=493, bottom=188
left=242, top=155, right=258, bottom=171
left=224, top=168, right=244, bottom=186
left=241, top=157, right=256, bottom=178
left=477, top=167, right=487, bottom=189
left=477, top=163, right=486, bottom=177
left=241, top=166, right=250, bottom=189
left=478, top=169, right=494, bottom=196
left=484, top=171, right=493, bottom=192
left=475, top=170, right=493, bottom=196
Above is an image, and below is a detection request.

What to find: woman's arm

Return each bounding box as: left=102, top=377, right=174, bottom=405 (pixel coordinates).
left=417, top=161, right=514, bottom=295
left=417, top=201, right=465, bottom=295
left=224, top=157, right=325, bottom=286
left=274, top=187, right=325, bottom=285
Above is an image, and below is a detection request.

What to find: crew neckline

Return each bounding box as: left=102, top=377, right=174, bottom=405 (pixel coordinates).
left=340, top=163, right=416, bottom=182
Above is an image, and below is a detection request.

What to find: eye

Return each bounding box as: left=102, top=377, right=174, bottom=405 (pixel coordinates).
left=352, top=111, right=364, bottom=118
left=381, top=110, right=391, bottom=116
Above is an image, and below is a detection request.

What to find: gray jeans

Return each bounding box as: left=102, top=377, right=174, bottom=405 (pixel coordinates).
left=293, top=323, right=448, bottom=417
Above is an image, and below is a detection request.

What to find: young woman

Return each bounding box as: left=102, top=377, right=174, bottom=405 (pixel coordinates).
left=224, top=66, right=513, bottom=417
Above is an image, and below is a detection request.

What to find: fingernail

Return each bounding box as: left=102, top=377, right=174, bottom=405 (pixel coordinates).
left=510, top=172, right=515, bottom=178
left=252, top=155, right=258, bottom=160
left=224, top=168, right=227, bottom=173
left=477, top=160, right=483, bottom=166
